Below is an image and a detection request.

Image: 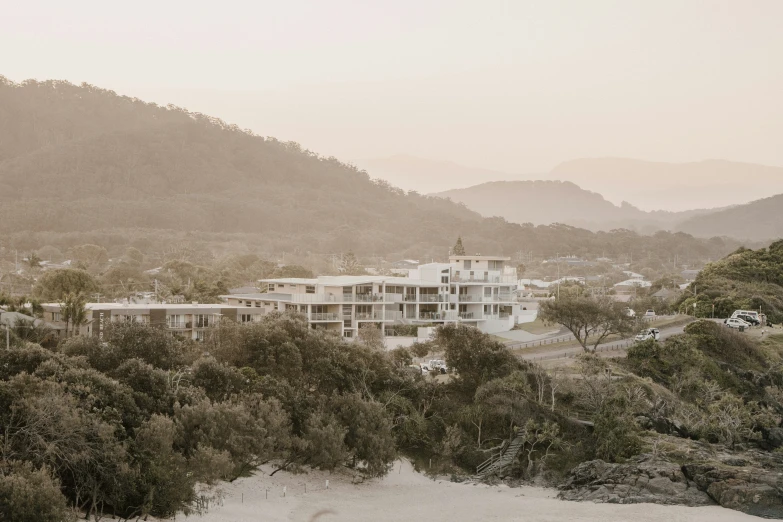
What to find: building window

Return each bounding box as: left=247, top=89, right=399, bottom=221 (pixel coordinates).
left=167, top=315, right=185, bottom=329
left=240, top=314, right=253, bottom=323
left=194, top=314, right=210, bottom=328
left=196, top=330, right=206, bottom=341
left=306, top=285, right=315, bottom=294
left=268, top=284, right=275, bottom=291
left=441, top=276, right=448, bottom=284
left=255, top=301, right=261, bottom=307
left=464, top=260, right=471, bottom=270
left=52, top=312, right=62, bottom=322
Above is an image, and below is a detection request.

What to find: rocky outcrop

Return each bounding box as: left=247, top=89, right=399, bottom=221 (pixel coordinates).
left=558, top=459, right=712, bottom=506
left=560, top=443, right=783, bottom=518
left=682, top=462, right=783, bottom=519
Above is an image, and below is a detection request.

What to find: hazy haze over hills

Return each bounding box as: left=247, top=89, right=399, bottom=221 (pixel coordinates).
left=548, top=158, right=783, bottom=212
left=432, top=180, right=717, bottom=233
left=4, top=1, right=783, bottom=185
left=365, top=155, right=783, bottom=213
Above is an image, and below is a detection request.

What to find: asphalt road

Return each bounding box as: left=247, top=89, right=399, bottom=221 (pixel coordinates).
left=518, top=320, right=694, bottom=362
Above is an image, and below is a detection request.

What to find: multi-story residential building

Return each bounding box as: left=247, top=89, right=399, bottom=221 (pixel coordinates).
left=222, top=255, right=521, bottom=337
left=41, top=302, right=265, bottom=341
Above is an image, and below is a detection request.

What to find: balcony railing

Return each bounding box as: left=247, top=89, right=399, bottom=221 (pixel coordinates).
left=458, top=294, right=479, bottom=302
left=403, top=294, right=417, bottom=302
left=458, top=312, right=475, bottom=319
left=354, top=294, right=384, bottom=302
left=374, top=311, right=402, bottom=321
left=290, top=294, right=343, bottom=303
left=418, top=311, right=459, bottom=321
left=452, top=273, right=518, bottom=284
left=418, top=294, right=448, bottom=303
left=310, top=313, right=340, bottom=321
left=167, top=321, right=190, bottom=329
left=384, top=293, right=404, bottom=303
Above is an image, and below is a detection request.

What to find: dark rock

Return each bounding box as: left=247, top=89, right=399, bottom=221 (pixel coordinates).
left=760, top=427, right=783, bottom=450
left=682, top=463, right=783, bottom=519
left=559, top=459, right=713, bottom=506
left=634, top=414, right=691, bottom=438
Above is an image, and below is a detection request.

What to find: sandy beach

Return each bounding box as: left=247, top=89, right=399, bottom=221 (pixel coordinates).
left=168, top=460, right=760, bottom=522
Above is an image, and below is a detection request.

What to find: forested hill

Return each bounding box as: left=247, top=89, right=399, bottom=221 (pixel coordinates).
left=677, top=194, right=783, bottom=242
left=0, top=78, right=749, bottom=260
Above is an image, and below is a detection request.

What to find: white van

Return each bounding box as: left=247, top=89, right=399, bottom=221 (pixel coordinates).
left=731, top=310, right=760, bottom=323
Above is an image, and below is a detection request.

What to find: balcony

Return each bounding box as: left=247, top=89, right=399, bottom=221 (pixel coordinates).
left=290, top=294, right=343, bottom=303
left=418, top=311, right=458, bottom=321
left=418, top=294, right=448, bottom=303
left=403, top=294, right=418, bottom=302
left=458, top=312, right=475, bottom=319
left=167, top=321, right=190, bottom=330
left=354, top=294, right=384, bottom=302
left=458, top=294, right=478, bottom=302
left=452, top=272, right=518, bottom=284
left=383, top=293, right=404, bottom=303
left=374, top=311, right=402, bottom=321
left=310, top=313, right=340, bottom=321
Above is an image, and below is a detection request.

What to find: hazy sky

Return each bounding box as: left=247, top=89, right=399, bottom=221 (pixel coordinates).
left=4, top=0, right=783, bottom=178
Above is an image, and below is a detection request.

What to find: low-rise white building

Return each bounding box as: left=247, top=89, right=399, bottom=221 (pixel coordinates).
left=223, top=255, right=522, bottom=336
left=41, top=302, right=265, bottom=341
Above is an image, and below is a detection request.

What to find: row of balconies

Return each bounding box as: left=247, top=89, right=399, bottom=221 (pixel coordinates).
left=457, top=294, right=513, bottom=302
left=288, top=290, right=515, bottom=304
left=310, top=311, right=404, bottom=322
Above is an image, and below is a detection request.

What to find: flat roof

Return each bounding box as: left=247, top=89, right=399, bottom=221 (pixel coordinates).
left=260, top=275, right=441, bottom=286
left=449, top=255, right=511, bottom=261
left=43, top=303, right=255, bottom=310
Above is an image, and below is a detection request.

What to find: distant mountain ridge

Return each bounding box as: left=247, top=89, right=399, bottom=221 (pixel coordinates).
left=547, top=157, right=783, bottom=212
left=677, top=194, right=783, bottom=241
left=432, top=180, right=719, bottom=233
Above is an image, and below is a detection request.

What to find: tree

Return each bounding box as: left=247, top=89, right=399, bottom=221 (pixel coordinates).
left=437, top=324, right=522, bottom=395
left=60, top=293, right=88, bottom=337
left=452, top=236, right=466, bottom=255
left=33, top=268, right=99, bottom=302
left=339, top=252, right=364, bottom=275
left=538, top=296, right=636, bottom=352
left=25, top=252, right=41, bottom=269
left=358, top=323, right=384, bottom=350
left=0, top=461, right=75, bottom=522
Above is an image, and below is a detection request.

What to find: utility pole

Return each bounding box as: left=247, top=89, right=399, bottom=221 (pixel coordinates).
left=556, top=252, right=560, bottom=300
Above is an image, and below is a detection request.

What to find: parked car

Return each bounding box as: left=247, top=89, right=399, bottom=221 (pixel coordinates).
left=428, top=359, right=448, bottom=374
left=644, top=309, right=656, bottom=317
left=625, top=308, right=637, bottom=318
left=725, top=318, right=751, bottom=330
left=635, top=328, right=660, bottom=342
left=735, top=314, right=760, bottom=326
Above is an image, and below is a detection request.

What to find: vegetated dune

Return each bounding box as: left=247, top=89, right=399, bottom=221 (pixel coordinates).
left=166, top=460, right=757, bottom=522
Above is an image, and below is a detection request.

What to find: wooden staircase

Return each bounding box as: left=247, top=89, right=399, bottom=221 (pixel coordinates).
left=474, top=436, right=525, bottom=480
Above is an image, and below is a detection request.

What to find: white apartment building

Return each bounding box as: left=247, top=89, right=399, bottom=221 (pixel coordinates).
left=41, top=302, right=265, bottom=341
left=222, top=255, right=521, bottom=337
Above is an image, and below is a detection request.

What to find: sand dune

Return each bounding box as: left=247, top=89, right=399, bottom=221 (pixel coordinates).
left=168, top=460, right=759, bottom=522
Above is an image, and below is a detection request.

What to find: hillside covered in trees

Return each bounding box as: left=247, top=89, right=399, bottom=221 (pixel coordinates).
left=0, top=77, right=757, bottom=263
left=678, top=194, right=783, bottom=242
left=677, top=240, right=783, bottom=322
